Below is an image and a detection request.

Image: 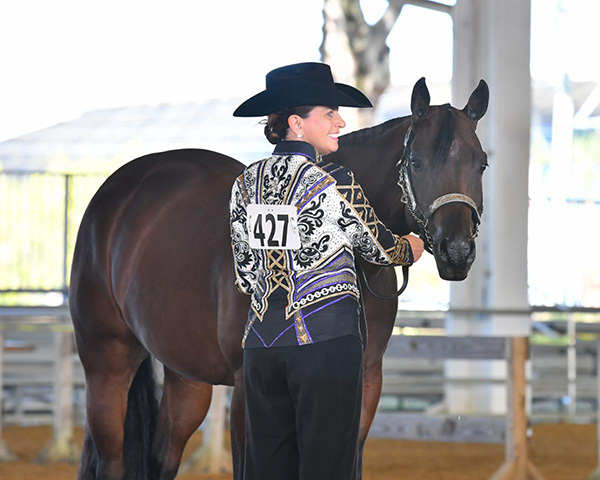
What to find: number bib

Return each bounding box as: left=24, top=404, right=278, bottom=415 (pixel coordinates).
left=247, top=204, right=301, bottom=250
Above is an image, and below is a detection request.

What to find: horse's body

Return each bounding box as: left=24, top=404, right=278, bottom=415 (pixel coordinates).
left=71, top=78, right=489, bottom=479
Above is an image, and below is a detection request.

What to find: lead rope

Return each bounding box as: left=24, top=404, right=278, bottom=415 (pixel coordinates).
left=353, top=125, right=413, bottom=301
left=356, top=263, right=410, bottom=301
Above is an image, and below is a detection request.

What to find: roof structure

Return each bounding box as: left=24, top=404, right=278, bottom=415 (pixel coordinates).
left=0, top=83, right=452, bottom=174
left=0, top=97, right=269, bottom=173
left=0, top=80, right=597, bottom=174
left=533, top=79, right=600, bottom=129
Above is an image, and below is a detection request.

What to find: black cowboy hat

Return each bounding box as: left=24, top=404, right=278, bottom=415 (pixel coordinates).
left=233, top=62, right=372, bottom=117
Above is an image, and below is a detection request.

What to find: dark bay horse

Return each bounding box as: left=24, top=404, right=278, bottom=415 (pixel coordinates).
left=70, top=77, right=489, bottom=479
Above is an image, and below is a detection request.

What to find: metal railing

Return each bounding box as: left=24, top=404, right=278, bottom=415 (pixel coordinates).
left=388, top=307, right=600, bottom=421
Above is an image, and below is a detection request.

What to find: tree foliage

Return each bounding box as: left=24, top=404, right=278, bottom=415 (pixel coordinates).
left=321, top=0, right=406, bottom=126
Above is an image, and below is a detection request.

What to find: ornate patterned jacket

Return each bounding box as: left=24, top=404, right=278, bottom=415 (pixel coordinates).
left=229, top=141, right=413, bottom=348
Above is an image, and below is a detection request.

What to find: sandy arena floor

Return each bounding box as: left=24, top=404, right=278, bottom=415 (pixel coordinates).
left=0, top=424, right=596, bottom=479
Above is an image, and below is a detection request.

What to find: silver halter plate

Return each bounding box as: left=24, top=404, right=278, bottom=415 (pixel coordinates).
left=396, top=126, right=483, bottom=251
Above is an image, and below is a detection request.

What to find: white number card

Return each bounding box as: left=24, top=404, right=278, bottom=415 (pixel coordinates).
left=247, top=204, right=301, bottom=250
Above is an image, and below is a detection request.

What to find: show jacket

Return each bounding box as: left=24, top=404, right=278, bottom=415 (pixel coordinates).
left=229, top=141, right=413, bottom=348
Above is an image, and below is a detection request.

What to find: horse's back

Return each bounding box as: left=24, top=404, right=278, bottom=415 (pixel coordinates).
left=85, top=148, right=242, bottom=211
left=71, top=149, right=243, bottom=383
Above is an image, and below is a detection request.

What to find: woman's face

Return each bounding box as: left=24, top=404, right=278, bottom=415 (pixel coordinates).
left=295, top=106, right=346, bottom=156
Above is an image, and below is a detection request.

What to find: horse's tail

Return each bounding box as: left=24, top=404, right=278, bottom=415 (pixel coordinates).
left=78, top=356, right=159, bottom=479
left=123, top=356, right=160, bottom=478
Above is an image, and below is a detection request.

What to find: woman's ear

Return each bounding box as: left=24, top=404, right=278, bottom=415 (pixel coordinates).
left=287, top=114, right=303, bottom=138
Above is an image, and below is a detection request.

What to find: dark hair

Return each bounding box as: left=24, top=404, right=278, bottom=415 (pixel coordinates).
left=264, top=106, right=314, bottom=144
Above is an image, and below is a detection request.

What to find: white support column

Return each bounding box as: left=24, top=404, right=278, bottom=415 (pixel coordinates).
left=446, top=0, right=531, bottom=414
left=566, top=314, right=576, bottom=416
left=592, top=341, right=600, bottom=479
left=0, top=331, right=17, bottom=461
left=35, top=329, right=79, bottom=463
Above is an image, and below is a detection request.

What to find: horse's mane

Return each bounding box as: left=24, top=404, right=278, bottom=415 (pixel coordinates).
left=339, top=116, right=408, bottom=147
left=338, top=105, right=457, bottom=164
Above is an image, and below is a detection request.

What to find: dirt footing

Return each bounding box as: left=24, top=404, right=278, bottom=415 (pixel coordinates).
left=0, top=423, right=595, bottom=479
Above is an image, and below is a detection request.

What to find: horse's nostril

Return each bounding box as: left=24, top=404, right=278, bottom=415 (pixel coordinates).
left=466, top=238, right=476, bottom=262
left=437, top=237, right=475, bottom=266
left=439, top=238, right=449, bottom=259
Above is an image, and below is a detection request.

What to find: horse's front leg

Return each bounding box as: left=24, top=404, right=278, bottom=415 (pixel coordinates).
left=152, top=369, right=213, bottom=480
left=357, top=354, right=385, bottom=480
left=359, top=356, right=385, bottom=442
left=356, top=263, right=399, bottom=479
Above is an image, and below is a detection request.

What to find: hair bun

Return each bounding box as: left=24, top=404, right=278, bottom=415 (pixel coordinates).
left=263, top=106, right=312, bottom=145
left=264, top=123, right=280, bottom=145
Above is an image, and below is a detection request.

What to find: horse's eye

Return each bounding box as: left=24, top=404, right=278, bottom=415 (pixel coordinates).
left=480, top=162, right=489, bottom=174
left=411, top=158, right=423, bottom=171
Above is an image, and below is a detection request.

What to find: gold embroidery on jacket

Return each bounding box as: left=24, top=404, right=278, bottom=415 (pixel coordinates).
left=294, top=311, right=311, bottom=345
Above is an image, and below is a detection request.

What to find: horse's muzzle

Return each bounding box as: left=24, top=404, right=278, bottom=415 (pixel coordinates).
left=434, top=235, right=476, bottom=281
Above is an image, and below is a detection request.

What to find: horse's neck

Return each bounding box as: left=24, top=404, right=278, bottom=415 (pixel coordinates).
left=328, top=116, right=412, bottom=235
left=335, top=116, right=409, bottom=169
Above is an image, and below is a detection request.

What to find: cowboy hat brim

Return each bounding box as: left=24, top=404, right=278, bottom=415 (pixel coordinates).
left=233, top=80, right=372, bottom=117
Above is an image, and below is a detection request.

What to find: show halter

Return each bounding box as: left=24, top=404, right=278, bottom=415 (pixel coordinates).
left=396, top=125, right=483, bottom=253
left=359, top=123, right=484, bottom=302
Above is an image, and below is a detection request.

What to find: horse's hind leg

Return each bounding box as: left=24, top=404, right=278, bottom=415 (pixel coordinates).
left=151, top=366, right=213, bottom=479
left=78, top=337, right=148, bottom=480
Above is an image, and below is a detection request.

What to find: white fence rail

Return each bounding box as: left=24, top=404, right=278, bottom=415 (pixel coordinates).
left=2, top=306, right=600, bottom=476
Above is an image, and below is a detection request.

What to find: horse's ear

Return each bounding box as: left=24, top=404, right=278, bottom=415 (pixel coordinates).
left=463, top=79, right=489, bottom=125
left=411, top=77, right=430, bottom=121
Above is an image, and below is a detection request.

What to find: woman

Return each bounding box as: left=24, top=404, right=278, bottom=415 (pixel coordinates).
left=230, top=62, right=424, bottom=480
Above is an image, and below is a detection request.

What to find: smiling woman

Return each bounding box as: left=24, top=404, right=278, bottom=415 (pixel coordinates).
left=229, top=61, right=424, bottom=480
left=288, top=106, right=346, bottom=155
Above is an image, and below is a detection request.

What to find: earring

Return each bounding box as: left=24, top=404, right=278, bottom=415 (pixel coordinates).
left=297, top=133, right=303, bottom=139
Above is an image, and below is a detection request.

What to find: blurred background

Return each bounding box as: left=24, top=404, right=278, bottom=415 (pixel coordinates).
left=1, top=0, right=598, bottom=309
left=0, top=0, right=599, bottom=476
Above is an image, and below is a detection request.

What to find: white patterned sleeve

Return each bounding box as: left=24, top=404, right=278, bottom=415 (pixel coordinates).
left=335, top=179, right=414, bottom=266
left=229, top=176, right=259, bottom=295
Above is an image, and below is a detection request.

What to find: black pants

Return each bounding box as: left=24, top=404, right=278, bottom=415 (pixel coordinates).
left=243, top=335, right=364, bottom=480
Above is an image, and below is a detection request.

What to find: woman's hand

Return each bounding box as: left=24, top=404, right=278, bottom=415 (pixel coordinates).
left=402, top=235, right=425, bottom=263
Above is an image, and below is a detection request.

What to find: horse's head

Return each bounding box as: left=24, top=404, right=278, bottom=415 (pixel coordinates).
left=399, top=77, right=489, bottom=281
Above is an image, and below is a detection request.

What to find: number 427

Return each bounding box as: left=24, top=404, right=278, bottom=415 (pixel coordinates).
left=253, top=213, right=289, bottom=247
